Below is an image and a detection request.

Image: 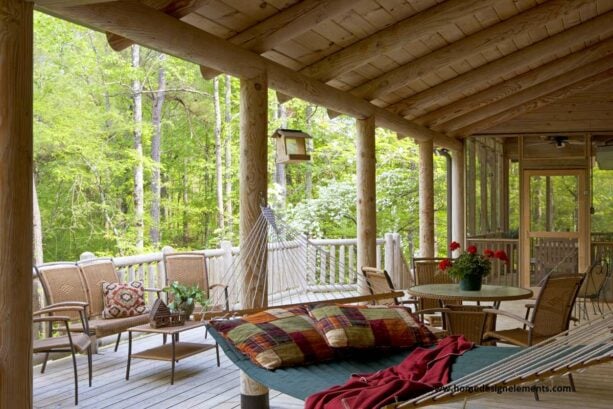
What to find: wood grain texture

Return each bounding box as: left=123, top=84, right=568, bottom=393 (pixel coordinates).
left=0, top=1, right=34, bottom=408
left=356, top=116, right=376, bottom=294
left=299, top=0, right=496, bottom=82
left=417, top=38, right=613, bottom=128
left=443, top=56, right=613, bottom=134
left=459, top=68, right=613, bottom=136
left=351, top=0, right=595, bottom=101
left=199, top=0, right=357, bottom=79
left=418, top=139, right=435, bottom=257
left=388, top=11, right=613, bottom=119
left=42, top=0, right=459, bottom=149
left=451, top=146, right=465, bottom=249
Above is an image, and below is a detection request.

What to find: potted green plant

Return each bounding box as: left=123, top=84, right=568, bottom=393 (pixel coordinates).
left=163, top=281, right=208, bottom=320
left=438, top=242, right=509, bottom=291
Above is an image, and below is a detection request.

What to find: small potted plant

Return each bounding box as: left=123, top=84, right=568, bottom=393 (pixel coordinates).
left=163, top=281, right=208, bottom=320
left=438, top=241, right=509, bottom=291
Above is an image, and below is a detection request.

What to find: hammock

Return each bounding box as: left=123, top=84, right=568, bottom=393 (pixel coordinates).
left=206, top=206, right=392, bottom=316
left=208, top=313, right=613, bottom=408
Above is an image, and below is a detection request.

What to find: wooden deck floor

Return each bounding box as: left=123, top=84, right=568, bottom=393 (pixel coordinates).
left=34, top=301, right=613, bottom=408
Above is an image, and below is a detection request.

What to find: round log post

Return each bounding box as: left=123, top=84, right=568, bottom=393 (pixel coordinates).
left=0, top=1, right=34, bottom=407
left=451, top=144, right=465, bottom=255
left=418, top=139, right=435, bottom=257
left=356, top=116, right=376, bottom=294
left=239, top=72, right=269, bottom=409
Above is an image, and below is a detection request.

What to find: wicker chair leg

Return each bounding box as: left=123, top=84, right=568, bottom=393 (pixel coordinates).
left=41, top=352, right=50, bottom=374
left=87, top=345, right=93, bottom=387
left=114, top=333, right=122, bottom=352
left=533, top=390, right=539, bottom=401
left=568, top=374, right=576, bottom=392
left=70, top=346, right=79, bottom=406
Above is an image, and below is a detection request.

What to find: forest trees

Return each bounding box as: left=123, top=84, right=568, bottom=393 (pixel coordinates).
left=33, top=13, right=451, bottom=262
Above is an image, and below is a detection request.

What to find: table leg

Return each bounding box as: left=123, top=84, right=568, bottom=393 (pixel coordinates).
left=126, top=331, right=132, bottom=380
left=171, top=335, right=176, bottom=385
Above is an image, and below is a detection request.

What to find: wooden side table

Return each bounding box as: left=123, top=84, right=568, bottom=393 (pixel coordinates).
left=126, top=320, right=219, bottom=385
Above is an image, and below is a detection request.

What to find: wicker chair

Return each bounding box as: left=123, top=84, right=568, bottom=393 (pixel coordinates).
left=417, top=305, right=489, bottom=345
left=484, top=274, right=584, bottom=399
left=76, top=258, right=162, bottom=351
left=33, top=302, right=92, bottom=405
left=576, top=259, right=610, bottom=320
left=163, top=252, right=229, bottom=315
left=412, top=257, right=457, bottom=310
left=361, top=266, right=417, bottom=309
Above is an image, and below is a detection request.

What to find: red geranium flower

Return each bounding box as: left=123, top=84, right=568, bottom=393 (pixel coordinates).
left=467, top=245, right=477, bottom=254
left=438, top=258, right=453, bottom=271
left=495, top=250, right=509, bottom=263
left=483, top=249, right=495, bottom=258
left=449, top=241, right=461, bottom=251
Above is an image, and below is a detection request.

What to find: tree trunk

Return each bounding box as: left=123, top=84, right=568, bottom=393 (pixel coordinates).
left=274, top=102, right=287, bottom=208
left=151, top=53, right=166, bottom=248
left=224, top=75, right=233, bottom=237
left=33, top=172, right=43, bottom=265
left=214, top=76, right=225, bottom=234
left=132, top=44, right=144, bottom=250
left=305, top=105, right=313, bottom=199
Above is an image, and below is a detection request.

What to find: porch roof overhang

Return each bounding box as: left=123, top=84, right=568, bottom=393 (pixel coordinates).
left=33, top=0, right=613, bottom=150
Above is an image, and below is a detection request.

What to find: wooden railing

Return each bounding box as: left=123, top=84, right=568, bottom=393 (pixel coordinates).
left=465, top=237, right=520, bottom=286
left=32, top=233, right=410, bottom=332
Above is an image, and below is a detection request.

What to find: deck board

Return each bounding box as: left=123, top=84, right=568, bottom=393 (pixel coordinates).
left=34, top=301, right=613, bottom=408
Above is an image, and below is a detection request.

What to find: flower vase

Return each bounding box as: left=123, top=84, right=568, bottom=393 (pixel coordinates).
left=178, top=303, right=195, bottom=321
left=459, top=275, right=482, bottom=291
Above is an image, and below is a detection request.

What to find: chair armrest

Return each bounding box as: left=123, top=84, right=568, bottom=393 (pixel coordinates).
left=483, top=308, right=534, bottom=328
left=33, top=316, right=70, bottom=324
left=40, top=301, right=89, bottom=309
left=209, top=283, right=228, bottom=289
left=415, top=308, right=450, bottom=315
left=399, top=299, right=418, bottom=305
left=34, top=305, right=87, bottom=316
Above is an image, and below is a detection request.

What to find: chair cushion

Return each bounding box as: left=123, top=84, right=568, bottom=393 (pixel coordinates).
left=209, top=306, right=334, bottom=370
left=308, top=304, right=436, bottom=349
left=102, top=281, right=148, bottom=319
left=34, top=333, right=91, bottom=353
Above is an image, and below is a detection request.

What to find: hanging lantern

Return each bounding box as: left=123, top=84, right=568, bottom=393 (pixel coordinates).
left=272, top=128, right=312, bottom=164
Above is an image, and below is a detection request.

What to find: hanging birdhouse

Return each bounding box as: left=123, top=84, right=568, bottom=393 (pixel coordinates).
left=272, top=128, right=312, bottom=164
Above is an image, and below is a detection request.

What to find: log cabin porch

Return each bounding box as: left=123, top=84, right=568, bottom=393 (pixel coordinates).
left=2, top=0, right=613, bottom=408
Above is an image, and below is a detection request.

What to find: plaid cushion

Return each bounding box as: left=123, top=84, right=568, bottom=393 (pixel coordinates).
left=309, top=304, right=436, bottom=349
left=101, top=281, right=148, bottom=318
left=209, top=306, right=334, bottom=370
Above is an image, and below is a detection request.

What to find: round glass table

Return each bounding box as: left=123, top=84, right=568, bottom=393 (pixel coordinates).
left=407, top=284, right=533, bottom=308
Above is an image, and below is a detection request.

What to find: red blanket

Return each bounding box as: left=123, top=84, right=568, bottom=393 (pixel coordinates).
left=305, top=336, right=474, bottom=409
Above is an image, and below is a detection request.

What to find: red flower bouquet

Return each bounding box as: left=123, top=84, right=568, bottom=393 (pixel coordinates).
left=438, top=242, right=509, bottom=290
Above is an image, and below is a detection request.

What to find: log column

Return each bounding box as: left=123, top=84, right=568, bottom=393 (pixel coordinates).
left=0, top=1, right=33, bottom=407
left=239, top=72, right=269, bottom=408
left=418, top=139, right=435, bottom=257
left=356, top=116, right=376, bottom=294
left=451, top=144, right=465, bottom=253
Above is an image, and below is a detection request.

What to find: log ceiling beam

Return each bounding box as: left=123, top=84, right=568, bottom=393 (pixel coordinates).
left=456, top=68, right=613, bottom=137
left=442, top=56, right=613, bottom=134
left=106, top=0, right=207, bottom=52
left=417, top=38, right=613, bottom=129
left=299, top=0, right=496, bottom=83
left=32, top=0, right=116, bottom=5
left=38, top=0, right=461, bottom=150
left=200, top=0, right=357, bottom=80
left=350, top=0, right=594, bottom=102
left=388, top=13, right=613, bottom=119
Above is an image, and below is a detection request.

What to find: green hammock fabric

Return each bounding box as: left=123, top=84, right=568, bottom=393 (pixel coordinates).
left=208, top=327, right=520, bottom=400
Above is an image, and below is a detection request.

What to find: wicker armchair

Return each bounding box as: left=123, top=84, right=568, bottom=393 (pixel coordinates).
left=361, top=266, right=417, bottom=309
left=163, top=252, right=229, bottom=316
left=484, top=274, right=584, bottom=399
left=33, top=302, right=92, bottom=405
left=412, top=257, right=457, bottom=310
left=76, top=258, right=162, bottom=351
left=416, top=305, right=489, bottom=345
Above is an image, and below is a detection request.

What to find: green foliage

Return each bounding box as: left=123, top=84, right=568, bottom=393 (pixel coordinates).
left=163, top=281, right=208, bottom=314
left=447, top=253, right=492, bottom=279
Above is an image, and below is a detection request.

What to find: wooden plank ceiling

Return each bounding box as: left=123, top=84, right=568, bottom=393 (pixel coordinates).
left=36, top=0, right=613, bottom=144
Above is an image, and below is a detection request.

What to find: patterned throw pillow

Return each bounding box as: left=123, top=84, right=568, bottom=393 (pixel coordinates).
left=309, top=304, right=436, bottom=349
left=209, top=306, right=334, bottom=370
left=102, top=281, right=148, bottom=318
